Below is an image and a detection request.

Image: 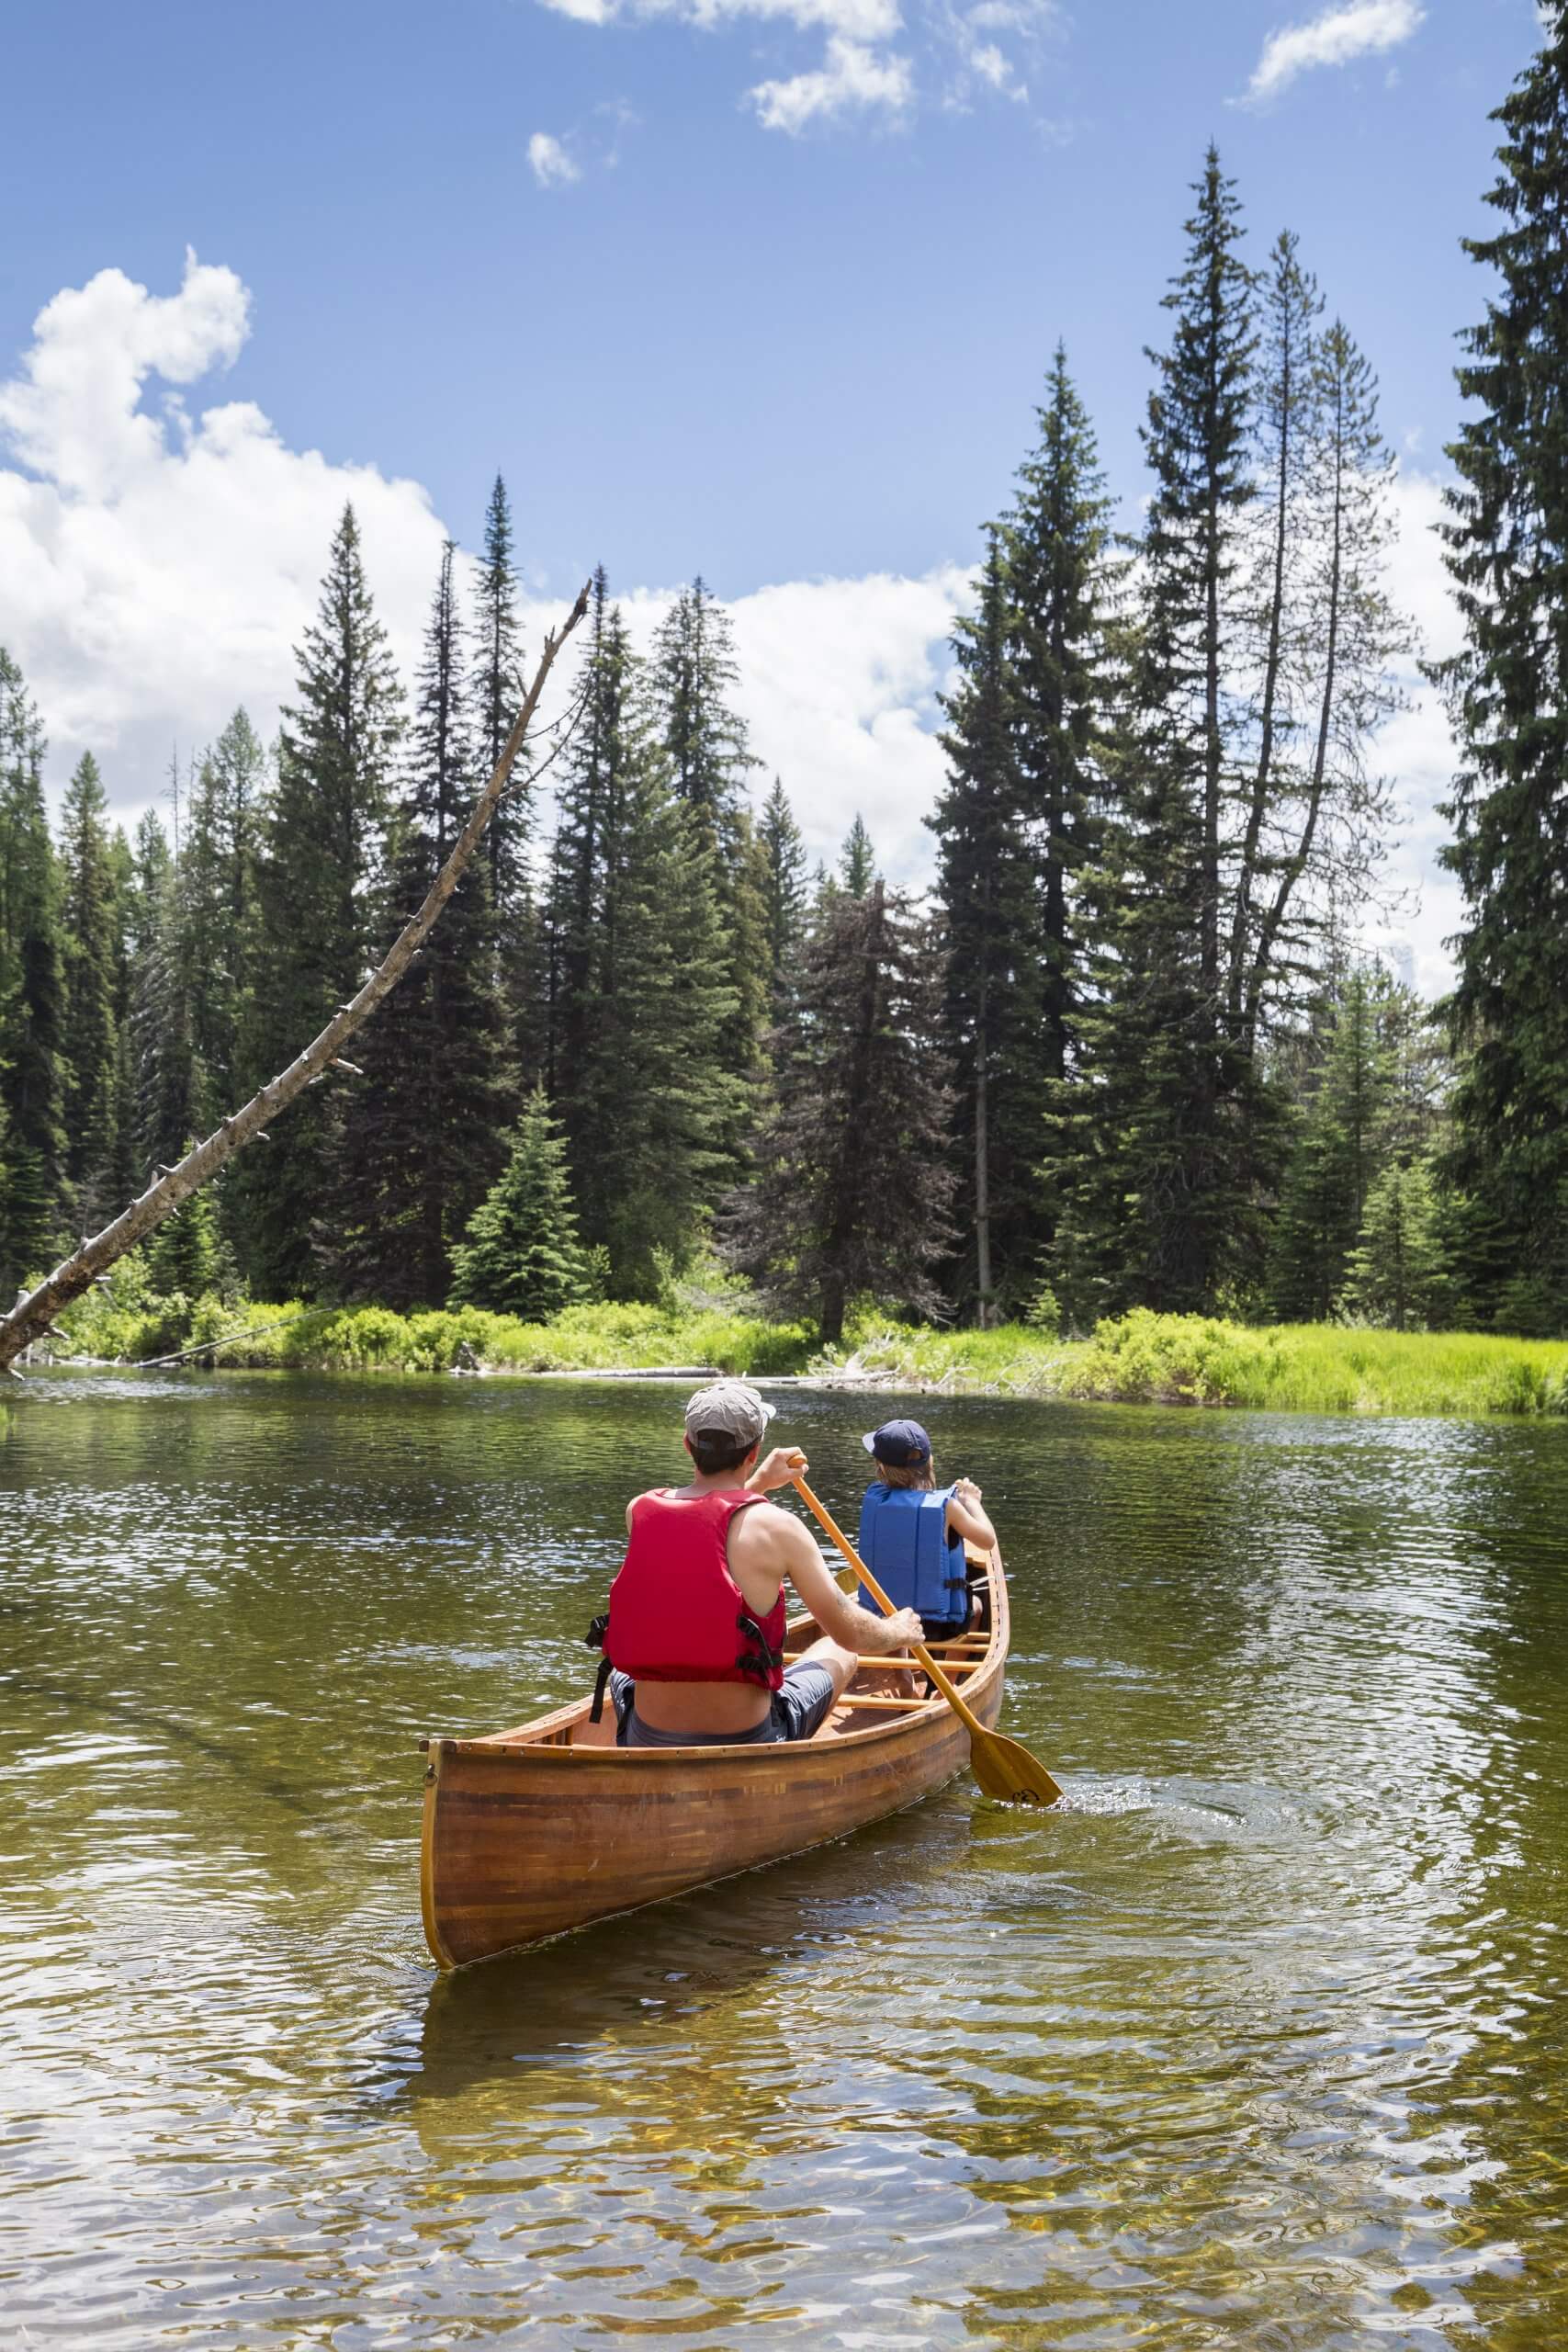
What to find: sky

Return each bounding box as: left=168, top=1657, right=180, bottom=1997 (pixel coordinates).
left=0, top=0, right=1550, bottom=991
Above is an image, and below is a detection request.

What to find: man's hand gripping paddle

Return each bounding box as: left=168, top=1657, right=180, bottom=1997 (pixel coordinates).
left=791, top=1475, right=1062, bottom=1807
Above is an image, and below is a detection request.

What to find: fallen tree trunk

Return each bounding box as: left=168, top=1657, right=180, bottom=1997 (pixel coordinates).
left=1, top=580, right=591, bottom=1377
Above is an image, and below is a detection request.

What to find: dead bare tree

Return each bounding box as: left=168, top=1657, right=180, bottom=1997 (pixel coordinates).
left=0, top=580, right=592, bottom=1378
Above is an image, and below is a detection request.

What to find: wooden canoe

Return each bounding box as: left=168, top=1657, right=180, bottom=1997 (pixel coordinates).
left=420, top=1541, right=1010, bottom=1969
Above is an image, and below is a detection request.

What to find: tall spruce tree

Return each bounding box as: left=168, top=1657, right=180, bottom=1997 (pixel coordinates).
left=239, top=505, right=402, bottom=1297
left=127, top=809, right=194, bottom=1185
left=330, top=539, right=507, bottom=1307
left=649, top=579, right=769, bottom=1091
left=1143, top=145, right=1257, bottom=1004
left=1048, top=153, right=1266, bottom=1317
left=730, top=878, right=954, bottom=1344
left=758, top=776, right=808, bottom=996
left=932, top=534, right=1043, bottom=1323
left=547, top=573, right=742, bottom=1294
left=471, top=474, right=542, bottom=1075
left=178, top=709, right=266, bottom=1136
left=0, top=649, right=68, bottom=1285
left=1004, top=345, right=1117, bottom=1089
left=58, top=753, right=122, bottom=1227
left=1433, top=10, right=1568, bottom=1330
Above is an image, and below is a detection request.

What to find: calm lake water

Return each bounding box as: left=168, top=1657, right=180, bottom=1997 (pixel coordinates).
left=2, top=1371, right=1565, bottom=2349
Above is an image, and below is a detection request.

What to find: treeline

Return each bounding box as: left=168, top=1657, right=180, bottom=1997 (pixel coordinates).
left=6, top=74, right=1568, bottom=1342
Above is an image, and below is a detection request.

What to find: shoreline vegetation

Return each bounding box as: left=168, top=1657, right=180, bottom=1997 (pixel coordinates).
left=50, top=1275, right=1568, bottom=1420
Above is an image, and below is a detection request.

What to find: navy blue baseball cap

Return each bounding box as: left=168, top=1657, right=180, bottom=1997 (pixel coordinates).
left=863, top=1419, right=932, bottom=1467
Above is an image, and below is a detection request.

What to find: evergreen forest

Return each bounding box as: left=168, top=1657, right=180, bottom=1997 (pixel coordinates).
left=6, top=74, right=1568, bottom=1351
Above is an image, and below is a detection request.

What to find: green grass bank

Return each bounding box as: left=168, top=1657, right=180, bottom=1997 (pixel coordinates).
left=51, top=1272, right=1568, bottom=1419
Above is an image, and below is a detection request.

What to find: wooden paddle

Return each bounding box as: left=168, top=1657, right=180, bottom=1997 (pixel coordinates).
left=791, top=1474, right=1062, bottom=1807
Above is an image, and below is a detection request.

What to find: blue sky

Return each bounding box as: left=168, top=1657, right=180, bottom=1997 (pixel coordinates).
left=3, top=0, right=1539, bottom=586
left=0, top=0, right=1550, bottom=985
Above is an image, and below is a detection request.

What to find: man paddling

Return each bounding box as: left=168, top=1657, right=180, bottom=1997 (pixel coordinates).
left=595, top=1380, right=924, bottom=1747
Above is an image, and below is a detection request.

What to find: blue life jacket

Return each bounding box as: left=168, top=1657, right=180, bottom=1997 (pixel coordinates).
left=855, top=1483, right=967, bottom=1625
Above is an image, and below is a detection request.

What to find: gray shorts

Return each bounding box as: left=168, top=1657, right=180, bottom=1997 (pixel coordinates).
left=609, top=1662, right=839, bottom=1748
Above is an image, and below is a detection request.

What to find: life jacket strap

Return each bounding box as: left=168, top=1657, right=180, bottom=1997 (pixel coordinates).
left=735, top=1606, right=784, bottom=1683
left=586, top=1611, right=613, bottom=1723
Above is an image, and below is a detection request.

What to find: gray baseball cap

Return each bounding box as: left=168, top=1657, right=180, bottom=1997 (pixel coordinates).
left=683, top=1379, right=776, bottom=1445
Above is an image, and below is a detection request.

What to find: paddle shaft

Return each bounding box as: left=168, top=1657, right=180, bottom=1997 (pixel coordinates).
left=790, top=1476, right=990, bottom=1741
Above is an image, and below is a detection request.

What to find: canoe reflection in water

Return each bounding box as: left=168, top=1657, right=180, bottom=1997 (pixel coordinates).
left=420, top=1543, right=1010, bottom=1967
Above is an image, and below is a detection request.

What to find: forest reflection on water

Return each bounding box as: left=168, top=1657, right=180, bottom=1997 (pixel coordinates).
left=1, top=1369, right=1565, bottom=2347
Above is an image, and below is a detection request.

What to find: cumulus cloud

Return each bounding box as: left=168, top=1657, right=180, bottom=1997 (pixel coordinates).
left=1245, top=0, right=1426, bottom=103
left=0, top=256, right=966, bottom=887
left=0, top=254, right=453, bottom=805
left=527, top=130, right=582, bottom=186
left=750, top=34, right=915, bottom=130
left=0, top=255, right=1466, bottom=991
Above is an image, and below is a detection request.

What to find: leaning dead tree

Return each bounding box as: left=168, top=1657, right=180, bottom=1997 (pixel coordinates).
left=0, top=579, right=592, bottom=1378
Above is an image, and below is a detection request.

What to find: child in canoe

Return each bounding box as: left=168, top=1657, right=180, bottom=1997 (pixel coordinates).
left=857, top=1418, right=997, bottom=1645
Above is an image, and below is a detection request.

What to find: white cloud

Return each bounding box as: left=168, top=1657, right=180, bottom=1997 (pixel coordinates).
left=0, top=257, right=964, bottom=890
left=536, top=0, right=903, bottom=36
left=750, top=34, right=915, bottom=130
left=0, top=256, right=451, bottom=800
left=0, top=256, right=1469, bottom=997
left=530, top=0, right=1053, bottom=131
left=527, top=130, right=582, bottom=187
left=1245, top=0, right=1425, bottom=103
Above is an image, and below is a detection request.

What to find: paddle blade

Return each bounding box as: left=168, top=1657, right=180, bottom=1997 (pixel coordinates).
left=969, top=1729, right=1063, bottom=1807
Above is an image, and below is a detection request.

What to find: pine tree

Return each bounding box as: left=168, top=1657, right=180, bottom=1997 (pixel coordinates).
left=1265, top=967, right=1392, bottom=1319
left=1341, top=1158, right=1450, bottom=1331
left=330, top=540, right=507, bottom=1307
left=0, top=649, right=69, bottom=1285
left=1048, top=150, right=1273, bottom=1317
left=1004, top=344, right=1117, bottom=1089
left=178, top=709, right=266, bottom=1135
left=239, top=505, right=402, bottom=1297
left=1433, top=11, right=1568, bottom=1330
left=127, top=809, right=194, bottom=1184
left=932, top=533, right=1043, bottom=1323
left=545, top=573, right=742, bottom=1295
left=1143, top=144, right=1257, bottom=1003
left=472, top=474, right=528, bottom=902
left=58, top=752, right=122, bottom=1227
left=1240, top=317, right=1406, bottom=1044
left=471, top=473, right=542, bottom=1074
left=1226, top=231, right=1322, bottom=1032
left=730, top=878, right=954, bottom=1344
left=545, top=568, right=628, bottom=1102
left=146, top=1140, right=228, bottom=1298
left=839, top=815, right=875, bottom=899
left=450, top=1086, right=592, bottom=1317
left=758, top=776, right=808, bottom=995
left=649, top=579, right=769, bottom=1091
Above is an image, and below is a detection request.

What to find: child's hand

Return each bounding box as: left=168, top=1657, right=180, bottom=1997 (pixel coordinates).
left=954, top=1476, right=983, bottom=1503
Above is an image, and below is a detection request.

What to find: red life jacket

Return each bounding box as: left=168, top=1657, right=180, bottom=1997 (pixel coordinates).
left=604, top=1488, right=786, bottom=1689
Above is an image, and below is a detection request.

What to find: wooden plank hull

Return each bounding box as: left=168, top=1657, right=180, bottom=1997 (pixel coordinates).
left=421, top=1547, right=1010, bottom=1968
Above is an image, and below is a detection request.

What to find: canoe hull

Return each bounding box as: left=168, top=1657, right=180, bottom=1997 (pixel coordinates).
left=421, top=1550, right=1009, bottom=1968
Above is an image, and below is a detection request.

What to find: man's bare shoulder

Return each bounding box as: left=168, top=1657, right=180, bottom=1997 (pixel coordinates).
left=731, top=1496, right=813, bottom=1555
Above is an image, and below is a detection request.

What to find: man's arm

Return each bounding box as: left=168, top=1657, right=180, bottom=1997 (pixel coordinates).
left=767, top=1509, right=924, bottom=1655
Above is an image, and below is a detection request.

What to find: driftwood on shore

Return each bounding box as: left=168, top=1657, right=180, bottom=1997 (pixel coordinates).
left=0, top=582, right=592, bottom=1379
